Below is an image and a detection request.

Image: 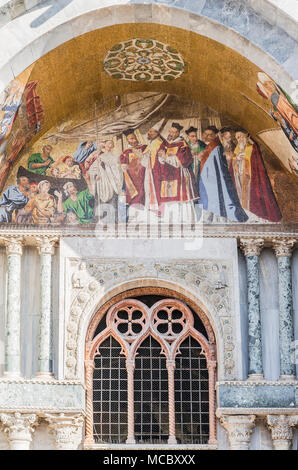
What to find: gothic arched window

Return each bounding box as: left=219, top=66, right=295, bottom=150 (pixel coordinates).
left=85, top=298, right=217, bottom=446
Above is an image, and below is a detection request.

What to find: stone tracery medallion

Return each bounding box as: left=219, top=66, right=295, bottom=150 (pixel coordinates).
left=103, top=38, right=187, bottom=82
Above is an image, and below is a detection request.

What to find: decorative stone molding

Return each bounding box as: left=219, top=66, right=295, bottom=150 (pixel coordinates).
left=267, top=415, right=298, bottom=450
left=239, top=238, right=264, bottom=257
left=36, top=236, right=58, bottom=255
left=0, top=226, right=297, bottom=241
left=220, top=415, right=256, bottom=450
left=45, top=413, right=84, bottom=450
left=65, top=258, right=234, bottom=380
left=0, top=412, right=38, bottom=450
left=271, top=239, right=296, bottom=257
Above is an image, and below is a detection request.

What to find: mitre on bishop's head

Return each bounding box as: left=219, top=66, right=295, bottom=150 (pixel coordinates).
left=150, top=119, right=165, bottom=133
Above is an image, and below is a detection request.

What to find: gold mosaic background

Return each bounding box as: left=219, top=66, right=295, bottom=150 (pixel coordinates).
left=22, top=23, right=277, bottom=144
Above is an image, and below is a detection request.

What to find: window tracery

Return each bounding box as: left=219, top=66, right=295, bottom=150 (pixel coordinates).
left=85, top=298, right=217, bottom=446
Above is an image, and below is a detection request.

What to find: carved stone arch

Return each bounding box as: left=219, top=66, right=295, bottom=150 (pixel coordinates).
left=85, top=294, right=218, bottom=446
left=74, top=278, right=229, bottom=382
left=0, top=2, right=295, bottom=95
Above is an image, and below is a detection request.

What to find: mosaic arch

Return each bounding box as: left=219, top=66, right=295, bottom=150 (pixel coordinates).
left=0, top=23, right=297, bottom=228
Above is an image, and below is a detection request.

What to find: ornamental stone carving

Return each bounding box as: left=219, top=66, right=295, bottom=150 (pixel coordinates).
left=45, top=413, right=84, bottom=450
left=272, top=239, right=296, bottom=258
left=220, top=415, right=256, bottom=450
left=0, top=412, right=38, bottom=450
left=36, top=236, right=58, bottom=255
left=267, top=415, right=298, bottom=450
left=65, top=258, right=234, bottom=380
left=240, top=238, right=264, bottom=257
left=0, top=236, right=24, bottom=255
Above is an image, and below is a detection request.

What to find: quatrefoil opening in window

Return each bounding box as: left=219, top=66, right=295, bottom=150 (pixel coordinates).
left=112, top=305, right=147, bottom=340
left=152, top=304, right=188, bottom=341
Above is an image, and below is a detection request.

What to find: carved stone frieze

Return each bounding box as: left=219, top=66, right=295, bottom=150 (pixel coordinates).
left=65, top=258, right=235, bottom=380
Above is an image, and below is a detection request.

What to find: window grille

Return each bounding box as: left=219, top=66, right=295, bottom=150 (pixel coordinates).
left=175, top=336, right=209, bottom=444
left=93, top=336, right=127, bottom=443
left=86, top=297, right=217, bottom=446
left=134, top=336, right=169, bottom=444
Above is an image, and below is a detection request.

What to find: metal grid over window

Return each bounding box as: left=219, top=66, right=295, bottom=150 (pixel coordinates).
left=175, top=336, right=209, bottom=444
left=93, top=336, right=127, bottom=443
left=134, top=336, right=169, bottom=444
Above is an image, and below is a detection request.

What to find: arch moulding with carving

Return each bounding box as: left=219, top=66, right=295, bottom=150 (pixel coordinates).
left=0, top=2, right=296, bottom=94
left=67, top=277, right=233, bottom=383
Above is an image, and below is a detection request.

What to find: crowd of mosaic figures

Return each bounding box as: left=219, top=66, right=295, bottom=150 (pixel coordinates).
left=0, top=122, right=283, bottom=225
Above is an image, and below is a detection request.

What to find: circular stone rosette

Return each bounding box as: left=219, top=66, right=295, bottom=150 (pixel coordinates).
left=103, top=38, right=187, bottom=82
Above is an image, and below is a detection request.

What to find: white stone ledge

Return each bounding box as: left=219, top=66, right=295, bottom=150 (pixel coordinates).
left=216, top=408, right=298, bottom=416
left=84, top=443, right=218, bottom=450
left=217, top=380, right=298, bottom=387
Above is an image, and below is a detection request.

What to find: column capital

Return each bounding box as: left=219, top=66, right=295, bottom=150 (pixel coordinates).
left=220, top=414, right=256, bottom=450
left=240, top=238, right=264, bottom=257
left=36, top=236, right=59, bottom=255
left=0, top=412, right=38, bottom=450
left=271, top=239, right=296, bottom=258
left=45, top=413, right=84, bottom=450
left=0, top=236, right=24, bottom=255
left=267, top=414, right=298, bottom=450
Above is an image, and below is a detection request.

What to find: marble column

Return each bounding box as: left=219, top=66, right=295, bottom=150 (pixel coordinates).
left=36, top=237, right=57, bottom=378
left=166, top=359, right=177, bottom=444
left=267, top=415, right=298, bottom=450
left=1, top=237, right=23, bottom=377
left=0, top=412, right=38, bottom=450
left=220, top=415, right=256, bottom=450
left=272, top=239, right=296, bottom=380
left=45, top=413, right=84, bottom=450
left=126, top=359, right=136, bottom=444
left=240, top=238, right=264, bottom=380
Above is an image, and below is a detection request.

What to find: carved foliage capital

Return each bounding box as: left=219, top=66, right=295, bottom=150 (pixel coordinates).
left=36, top=236, right=59, bottom=255
left=0, top=236, right=24, bottom=255
left=0, top=412, right=38, bottom=442
left=240, top=238, right=264, bottom=257
left=45, top=413, right=84, bottom=450
left=267, top=415, right=297, bottom=442
left=271, top=239, right=296, bottom=258
left=220, top=415, right=256, bottom=448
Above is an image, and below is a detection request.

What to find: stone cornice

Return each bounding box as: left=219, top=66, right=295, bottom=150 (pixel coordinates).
left=0, top=378, right=84, bottom=385
left=0, top=225, right=297, bottom=244
left=0, top=407, right=86, bottom=414
left=216, top=407, right=298, bottom=418
left=216, top=380, right=298, bottom=387
left=216, top=408, right=298, bottom=417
